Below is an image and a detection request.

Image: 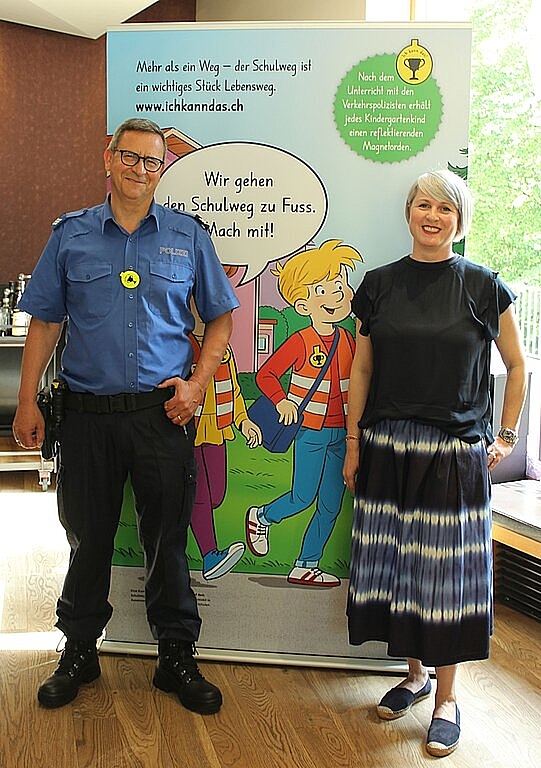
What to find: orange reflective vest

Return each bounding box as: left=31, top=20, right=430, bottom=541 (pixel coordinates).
left=190, top=337, right=235, bottom=430
left=287, top=326, right=354, bottom=429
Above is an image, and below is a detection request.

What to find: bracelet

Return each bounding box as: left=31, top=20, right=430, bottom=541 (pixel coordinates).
left=346, top=435, right=360, bottom=441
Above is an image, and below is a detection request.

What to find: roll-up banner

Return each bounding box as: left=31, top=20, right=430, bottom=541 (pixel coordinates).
left=105, top=22, right=471, bottom=668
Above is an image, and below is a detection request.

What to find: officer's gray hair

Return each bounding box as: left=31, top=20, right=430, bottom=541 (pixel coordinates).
left=405, top=169, right=473, bottom=242
left=109, top=118, right=166, bottom=158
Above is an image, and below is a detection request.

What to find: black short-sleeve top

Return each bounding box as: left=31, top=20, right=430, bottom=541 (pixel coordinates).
left=351, top=255, right=516, bottom=442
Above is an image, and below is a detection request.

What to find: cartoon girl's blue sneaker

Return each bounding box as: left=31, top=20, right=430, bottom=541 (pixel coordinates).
left=202, top=542, right=245, bottom=580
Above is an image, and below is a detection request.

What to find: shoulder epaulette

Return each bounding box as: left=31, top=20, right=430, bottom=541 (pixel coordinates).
left=168, top=208, right=209, bottom=230
left=193, top=214, right=210, bottom=231
left=51, top=208, right=88, bottom=228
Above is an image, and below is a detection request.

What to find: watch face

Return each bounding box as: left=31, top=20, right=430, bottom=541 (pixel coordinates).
left=499, top=427, right=518, bottom=445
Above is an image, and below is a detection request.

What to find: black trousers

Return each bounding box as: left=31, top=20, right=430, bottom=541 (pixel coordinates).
left=55, top=404, right=201, bottom=643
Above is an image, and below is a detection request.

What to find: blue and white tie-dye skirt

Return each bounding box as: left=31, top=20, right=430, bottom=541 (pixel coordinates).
left=347, top=419, right=493, bottom=666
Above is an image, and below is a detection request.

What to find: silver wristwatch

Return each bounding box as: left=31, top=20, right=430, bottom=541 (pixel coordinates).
left=497, top=426, right=519, bottom=446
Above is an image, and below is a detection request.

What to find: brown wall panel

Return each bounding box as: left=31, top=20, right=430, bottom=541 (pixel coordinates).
left=0, top=1, right=196, bottom=284
left=0, top=23, right=106, bottom=282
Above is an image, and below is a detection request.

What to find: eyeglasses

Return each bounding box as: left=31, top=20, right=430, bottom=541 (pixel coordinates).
left=113, top=149, right=164, bottom=173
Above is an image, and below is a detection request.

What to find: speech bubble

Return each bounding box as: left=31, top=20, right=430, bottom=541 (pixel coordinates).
left=156, top=142, right=328, bottom=283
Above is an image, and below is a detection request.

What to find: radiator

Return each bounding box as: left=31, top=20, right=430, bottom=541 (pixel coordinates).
left=494, top=542, right=541, bottom=622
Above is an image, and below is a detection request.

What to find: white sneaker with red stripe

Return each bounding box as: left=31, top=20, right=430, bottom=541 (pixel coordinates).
left=287, top=566, right=341, bottom=587
left=245, top=506, right=269, bottom=556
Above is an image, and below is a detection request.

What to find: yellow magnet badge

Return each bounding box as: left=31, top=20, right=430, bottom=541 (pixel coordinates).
left=120, top=270, right=140, bottom=289
left=309, top=345, right=327, bottom=368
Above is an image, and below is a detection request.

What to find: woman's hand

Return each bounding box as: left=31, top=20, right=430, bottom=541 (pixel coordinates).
left=343, top=441, right=359, bottom=491
left=487, top=435, right=515, bottom=471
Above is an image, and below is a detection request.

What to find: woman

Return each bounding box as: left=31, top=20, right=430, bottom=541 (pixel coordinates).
left=343, top=170, right=526, bottom=757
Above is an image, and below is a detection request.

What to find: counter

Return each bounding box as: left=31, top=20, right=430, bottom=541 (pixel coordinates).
left=0, top=335, right=56, bottom=489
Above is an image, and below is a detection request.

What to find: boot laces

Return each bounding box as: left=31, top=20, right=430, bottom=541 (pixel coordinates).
left=56, top=640, right=96, bottom=676
left=167, top=642, right=204, bottom=681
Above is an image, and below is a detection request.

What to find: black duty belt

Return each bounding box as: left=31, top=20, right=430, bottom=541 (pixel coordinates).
left=65, top=386, right=175, bottom=414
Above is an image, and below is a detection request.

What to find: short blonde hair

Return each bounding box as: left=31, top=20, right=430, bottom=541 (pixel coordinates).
left=272, top=240, right=362, bottom=306
left=405, top=170, right=473, bottom=241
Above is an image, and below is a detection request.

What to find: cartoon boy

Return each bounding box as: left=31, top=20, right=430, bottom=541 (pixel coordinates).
left=190, top=302, right=262, bottom=580
left=246, top=239, right=362, bottom=587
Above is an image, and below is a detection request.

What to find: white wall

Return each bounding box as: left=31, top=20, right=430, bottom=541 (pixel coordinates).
left=196, top=1, right=366, bottom=22
left=196, top=1, right=472, bottom=23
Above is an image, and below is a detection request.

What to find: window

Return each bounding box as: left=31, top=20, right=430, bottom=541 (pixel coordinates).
left=366, top=0, right=541, bottom=472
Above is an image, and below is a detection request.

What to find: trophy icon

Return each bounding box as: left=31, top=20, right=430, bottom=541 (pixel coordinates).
left=397, top=40, right=433, bottom=85
left=404, top=57, right=426, bottom=80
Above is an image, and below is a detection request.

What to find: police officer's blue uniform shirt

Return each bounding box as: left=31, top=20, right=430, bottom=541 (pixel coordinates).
left=19, top=198, right=240, bottom=395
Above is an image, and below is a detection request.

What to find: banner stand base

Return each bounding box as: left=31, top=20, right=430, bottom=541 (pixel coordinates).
left=100, top=640, right=409, bottom=673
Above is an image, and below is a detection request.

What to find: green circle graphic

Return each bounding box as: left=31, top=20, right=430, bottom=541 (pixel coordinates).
left=333, top=53, right=443, bottom=164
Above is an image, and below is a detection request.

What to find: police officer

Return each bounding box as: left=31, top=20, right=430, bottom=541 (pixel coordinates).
left=12, top=118, right=239, bottom=714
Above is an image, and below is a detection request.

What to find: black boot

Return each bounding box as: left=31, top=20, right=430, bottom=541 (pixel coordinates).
left=38, top=638, right=101, bottom=708
left=153, top=640, right=222, bottom=715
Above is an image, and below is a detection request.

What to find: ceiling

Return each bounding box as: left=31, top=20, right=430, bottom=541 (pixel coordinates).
left=0, top=0, right=159, bottom=39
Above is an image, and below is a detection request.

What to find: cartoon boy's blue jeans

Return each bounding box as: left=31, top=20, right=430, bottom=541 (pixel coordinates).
left=259, top=426, right=346, bottom=565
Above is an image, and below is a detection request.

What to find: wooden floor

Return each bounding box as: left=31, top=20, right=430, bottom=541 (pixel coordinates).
left=1, top=470, right=540, bottom=768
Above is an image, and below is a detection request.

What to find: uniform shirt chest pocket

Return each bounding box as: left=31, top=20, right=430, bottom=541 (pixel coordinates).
left=149, top=258, right=193, bottom=319
left=66, top=263, right=113, bottom=319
